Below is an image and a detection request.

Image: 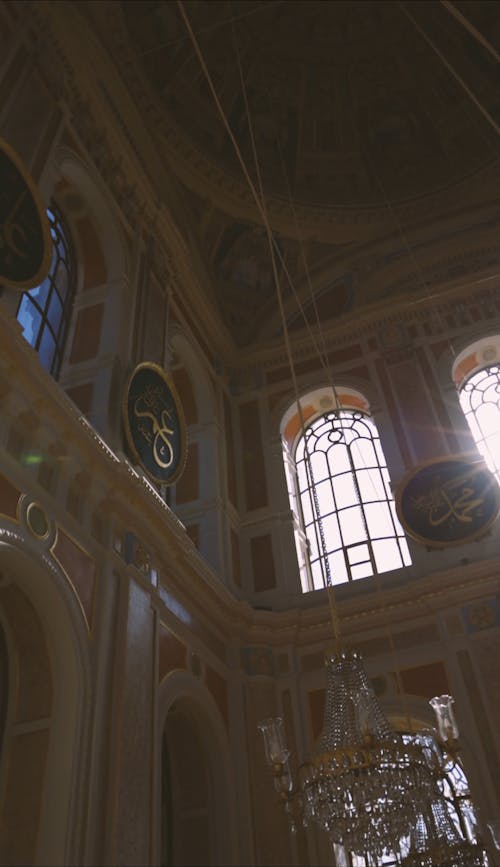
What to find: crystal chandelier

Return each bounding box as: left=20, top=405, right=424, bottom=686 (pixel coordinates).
left=298, top=649, right=438, bottom=857
left=259, top=643, right=439, bottom=859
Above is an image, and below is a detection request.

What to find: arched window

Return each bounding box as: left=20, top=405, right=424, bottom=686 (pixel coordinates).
left=283, top=389, right=411, bottom=591
left=16, top=203, right=76, bottom=378
left=458, top=364, right=500, bottom=482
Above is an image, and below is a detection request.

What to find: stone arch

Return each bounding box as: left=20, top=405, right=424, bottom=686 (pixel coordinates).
left=170, top=329, right=215, bottom=427
left=0, top=533, right=91, bottom=866
left=169, top=330, right=223, bottom=571
left=278, top=380, right=411, bottom=591
left=52, top=146, right=128, bottom=287
left=155, top=670, right=236, bottom=867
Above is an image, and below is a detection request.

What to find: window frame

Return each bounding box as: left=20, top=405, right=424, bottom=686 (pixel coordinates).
left=458, top=363, right=500, bottom=484
left=291, top=406, right=411, bottom=590
left=16, top=202, right=76, bottom=379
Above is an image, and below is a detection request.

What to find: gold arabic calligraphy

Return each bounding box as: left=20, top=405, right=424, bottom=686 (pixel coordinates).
left=133, top=384, right=175, bottom=469
left=411, top=470, right=484, bottom=528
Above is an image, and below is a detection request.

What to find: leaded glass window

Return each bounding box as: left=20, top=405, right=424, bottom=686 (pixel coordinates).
left=16, top=203, right=76, bottom=378
left=459, top=365, right=500, bottom=482
left=295, top=409, right=411, bottom=588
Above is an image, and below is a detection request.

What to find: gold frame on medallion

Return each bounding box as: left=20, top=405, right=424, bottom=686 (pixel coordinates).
left=0, top=137, right=53, bottom=291
left=122, top=361, right=188, bottom=486
left=395, top=454, right=500, bottom=548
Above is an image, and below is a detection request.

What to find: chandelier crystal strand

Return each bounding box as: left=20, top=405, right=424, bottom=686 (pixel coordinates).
left=402, top=791, right=487, bottom=867
left=299, top=649, right=438, bottom=858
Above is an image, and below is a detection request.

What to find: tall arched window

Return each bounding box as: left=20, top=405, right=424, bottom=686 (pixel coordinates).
left=16, top=203, right=76, bottom=378
left=458, top=364, right=500, bottom=482
left=283, top=389, right=411, bottom=591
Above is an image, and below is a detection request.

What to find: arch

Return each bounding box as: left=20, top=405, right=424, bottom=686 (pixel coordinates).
left=53, top=147, right=127, bottom=285
left=281, top=386, right=411, bottom=591
left=155, top=670, right=236, bottom=867
left=170, top=329, right=215, bottom=426
left=452, top=335, right=500, bottom=483
left=0, top=532, right=91, bottom=866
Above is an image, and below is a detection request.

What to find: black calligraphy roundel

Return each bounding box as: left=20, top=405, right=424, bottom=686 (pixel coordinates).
left=0, top=138, right=52, bottom=290
left=123, top=363, right=187, bottom=485
left=396, top=457, right=499, bottom=547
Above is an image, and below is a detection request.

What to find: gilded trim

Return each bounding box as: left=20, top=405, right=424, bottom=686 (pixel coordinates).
left=122, top=361, right=188, bottom=486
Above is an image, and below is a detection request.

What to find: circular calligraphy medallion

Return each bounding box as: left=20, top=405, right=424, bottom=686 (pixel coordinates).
left=396, top=456, right=500, bottom=548
left=122, top=362, right=187, bottom=486
left=0, top=138, right=52, bottom=290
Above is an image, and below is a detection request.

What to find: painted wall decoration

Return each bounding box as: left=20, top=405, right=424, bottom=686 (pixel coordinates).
left=123, top=362, right=187, bottom=485
left=0, top=138, right=52, bottom=290
left=396, top=456, right=499, bottom=547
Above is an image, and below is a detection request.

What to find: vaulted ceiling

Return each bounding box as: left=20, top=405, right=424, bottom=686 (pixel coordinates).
left=92, top=1, right=500, bottom=348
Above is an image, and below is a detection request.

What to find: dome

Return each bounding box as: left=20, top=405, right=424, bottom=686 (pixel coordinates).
left=121, top=0, right=500, bottom=210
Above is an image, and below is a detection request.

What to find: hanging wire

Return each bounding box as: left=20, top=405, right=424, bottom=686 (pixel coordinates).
left=131, top=1, right=286, bottom=59
left=176, top=0, right=500, bottom=659
left=398, top=2, right=500, bottom=139
left=228, top=10, right=340, bottom=607
left=440, top=0, right=500, bottom=65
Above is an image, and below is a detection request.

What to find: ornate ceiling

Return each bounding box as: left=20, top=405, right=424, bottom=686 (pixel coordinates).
left=121, top=0, right=499, bottom=208
left=98, top=1, right=500, bottom=348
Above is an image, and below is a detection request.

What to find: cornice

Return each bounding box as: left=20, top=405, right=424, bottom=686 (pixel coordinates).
left=226, top=273, right=500, bottom=373
left=100, top=4, right=500, bottom=244
left=1, top=305, right=499, bottom=655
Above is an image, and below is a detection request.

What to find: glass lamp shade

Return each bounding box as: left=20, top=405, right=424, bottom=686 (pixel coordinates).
left=430, top=695, right=460, bottom=742
left=487, top=819, right=500, bottom=849
left=257, top=717, right=290, bottom=766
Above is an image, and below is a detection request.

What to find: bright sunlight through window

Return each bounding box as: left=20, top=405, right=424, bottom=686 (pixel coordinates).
left=294, top=410, right=411, bottom=589
left=459, top=365, right=500, bottom=483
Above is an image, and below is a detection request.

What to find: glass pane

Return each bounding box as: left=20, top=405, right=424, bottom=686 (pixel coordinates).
left=339, top=505, right=367, bottom=546
left=28, top=277, right=50, bottom=308
left=356, top=466, right=385, bottom=502
left=17, top=297, right=42, bottom=346
left=322, top=512, right=342, bottom=552
left=38, top=327, right=56, bottom=372
left=351, top=437, right=377, bottom=470
left=314, top=478, right=333, bottom=515
left=309, top=449, right=329, bottom=483
left=327, top=442, right=351, bottom=474
left=364, top=501, right=394, bottom=538
left=330, top=549, right=348, bottom=585
left=300, top=490, right=314, bottom=526
left=372, top=538, right=404, bottom=573
left=311, top=559, right=327, bottom=590
left=54, top=261, right=69, bottom=300
left=296, top=459, right=309, bottom=493
left=350, top=561, right=374, bottom=580
left=333, top=472, right=359, bottom=509
left=306, top=528, right=320, bottom=561
left=47, top=292, right=63, bottom=335
left=399, top=535, right=412, bottom=566
left=347, top=543, right=370, bottom=565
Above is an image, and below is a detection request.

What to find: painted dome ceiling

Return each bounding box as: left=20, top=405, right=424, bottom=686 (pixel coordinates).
left=120, top=0, right=500, bottom=210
